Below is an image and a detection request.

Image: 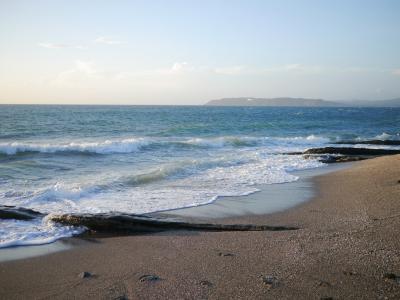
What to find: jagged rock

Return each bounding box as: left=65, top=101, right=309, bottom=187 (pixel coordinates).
left=78, top=271, right=92, bottom=279
left=0, top=205, right=43, bottom=220
left=49, top=213, right=299, bottom=234
left=139, top=274, right=160, bottom=283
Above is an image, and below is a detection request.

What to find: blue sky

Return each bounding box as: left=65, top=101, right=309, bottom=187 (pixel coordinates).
left=1, top=0, right=399, bottom=104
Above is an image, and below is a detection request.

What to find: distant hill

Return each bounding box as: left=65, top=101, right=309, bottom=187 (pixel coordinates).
left=204, top=97, right=400, bottom=107
left=338, top=98, right=400, bottom=107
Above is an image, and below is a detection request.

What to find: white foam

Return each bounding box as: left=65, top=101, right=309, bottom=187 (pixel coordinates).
left=0, top=217, right=84, bottom=249
left=1, top=153, right=324, bottom=216
left=374, top=132, right=393, bottom=140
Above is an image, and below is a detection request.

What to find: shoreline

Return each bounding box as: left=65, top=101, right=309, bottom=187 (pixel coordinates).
left=0, top=162, right=349, bottom=261
left=0, top=155, right=399, bottom=299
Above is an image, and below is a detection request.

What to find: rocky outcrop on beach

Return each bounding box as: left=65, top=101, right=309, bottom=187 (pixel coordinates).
left=0, top=205, right=298, bottom=233
left=49, top=213, right=299, bottom=233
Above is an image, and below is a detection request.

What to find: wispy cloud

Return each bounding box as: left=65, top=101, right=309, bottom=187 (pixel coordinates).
left=53, top=60, right=103, bottom=86
left=392, top=69, right=400, bottom=76
left=94, top=36, right=124, bottom=45
left=38, top=43, right=86, bottom=49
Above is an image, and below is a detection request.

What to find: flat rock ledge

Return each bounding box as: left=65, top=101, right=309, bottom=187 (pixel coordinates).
left=49, top=213, right=299, bottom=233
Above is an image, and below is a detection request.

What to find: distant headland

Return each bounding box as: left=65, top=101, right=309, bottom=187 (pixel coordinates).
left=204, top=97, right=400, bottom=107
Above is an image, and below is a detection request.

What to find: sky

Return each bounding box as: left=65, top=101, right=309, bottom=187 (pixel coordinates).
left=0, top=0, right=400, bottom=105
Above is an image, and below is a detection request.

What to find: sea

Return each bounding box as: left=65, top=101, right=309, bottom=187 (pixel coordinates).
left=0, top=105, right=399, bottom=248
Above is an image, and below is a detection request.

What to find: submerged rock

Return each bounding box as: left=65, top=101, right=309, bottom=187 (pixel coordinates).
left=304, top=154, right=368, bottom=164
left=0, top=205, right=43, bottom=220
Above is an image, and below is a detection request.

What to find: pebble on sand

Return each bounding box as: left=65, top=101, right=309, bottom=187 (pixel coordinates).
left=78, top=271, right=92, bottom=279
left=139, top=274, right=161, bottom=283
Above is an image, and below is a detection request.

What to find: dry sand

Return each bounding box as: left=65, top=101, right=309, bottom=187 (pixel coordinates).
left=0, top=155, right=399, bottom=299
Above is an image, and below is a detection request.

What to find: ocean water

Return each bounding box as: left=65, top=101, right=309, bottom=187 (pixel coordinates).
left=1, top=105, right=399, bottom=247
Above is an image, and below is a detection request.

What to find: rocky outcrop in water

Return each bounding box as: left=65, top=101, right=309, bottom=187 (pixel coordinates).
left=286, top=146, right=400, bottom=163
left=334, top=140, right=400, bottom=146
left=303, top=147, right=400, bottom=156
left=301, top=147, right=400, bottom=163
left=0, top=205, right=43, bottom=220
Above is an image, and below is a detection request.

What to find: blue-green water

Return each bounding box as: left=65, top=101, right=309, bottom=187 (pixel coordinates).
left=0, top=105, right=399, bottom=247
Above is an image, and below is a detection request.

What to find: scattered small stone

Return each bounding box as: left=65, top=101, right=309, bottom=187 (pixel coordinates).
left=317, top=280, right=331, bottom=287
left=383, top=273, right=400, bottom=283
left=139, top=274, right=161, bottom=283
left=218, top=252, right=235, bottom=257
left=114, top=296, right=128, bottom=300
left=260, top=275, right=278, bottom=289
left=78, top=271, right=92, bottom=279
left=320, top=297, right=333, bottom=300
left=199, top=280, right=213, bottom=287
left=343, top=271, right=357, bottom=276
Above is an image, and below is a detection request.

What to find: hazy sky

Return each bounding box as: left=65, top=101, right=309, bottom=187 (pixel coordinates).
left=1, top=0, right=399, bottom=104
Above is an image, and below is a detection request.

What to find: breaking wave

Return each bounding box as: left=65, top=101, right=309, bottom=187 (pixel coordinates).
left=0, top=135, right=330, bottom=156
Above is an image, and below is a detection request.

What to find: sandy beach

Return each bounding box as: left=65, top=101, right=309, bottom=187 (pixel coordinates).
left=1, top=155, right=399, bottom=299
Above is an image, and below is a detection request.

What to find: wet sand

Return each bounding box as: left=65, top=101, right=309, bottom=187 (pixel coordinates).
left=0, top=155, right=399, bottom=299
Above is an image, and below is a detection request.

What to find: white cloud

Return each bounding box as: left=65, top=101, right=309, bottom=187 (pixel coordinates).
left=38, top=43, right=86, bottom=49
left=94, top=36, right=124, bottom=45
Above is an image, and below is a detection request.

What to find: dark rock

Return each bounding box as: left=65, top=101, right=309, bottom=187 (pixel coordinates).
left=49, top=213, right=299, bottom=234
left=218, top=252, right=235, bottom=257
left=260, top=275, right=278, bottom=288
left=139, top=274, right=161, bottom=283
left=199, top=280, right=213, bottom=287
left=0, top=205, right=43, bottom=220
left=335, top=140, right=400, bottom=146
left=114, top=296, right=128, bottom=300
left=303, top=147, right=400, bottom=156
left=320, top=297, right=334, bottom=300
left=78, top=271, right=92, bottom=279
